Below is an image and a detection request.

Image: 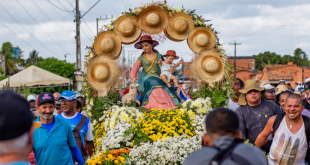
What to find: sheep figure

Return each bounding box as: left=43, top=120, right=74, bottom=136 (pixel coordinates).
left=122, top=83, right=140, bottom=107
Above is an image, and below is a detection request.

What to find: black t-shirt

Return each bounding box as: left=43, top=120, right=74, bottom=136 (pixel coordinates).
left=303, top=99, right=310, bottom=110
left=235, top=99, right=281, bottom=152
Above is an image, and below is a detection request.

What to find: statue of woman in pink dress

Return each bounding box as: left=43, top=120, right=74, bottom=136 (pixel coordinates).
left=130, top=35, right=179, bottom=109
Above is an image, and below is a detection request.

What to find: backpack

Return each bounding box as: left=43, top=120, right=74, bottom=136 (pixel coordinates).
left=209, top=138, right=251, bottom=165
left=272, top=112, right=310, bottom=162
left=72, top=115, right=88, bottom=160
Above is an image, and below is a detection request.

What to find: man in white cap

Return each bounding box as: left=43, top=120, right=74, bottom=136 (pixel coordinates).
left=278, top=79, right=286, bottom=85
left=295, top=81, right=302, bottom=92
left=27, top=95, right=36, bottom=112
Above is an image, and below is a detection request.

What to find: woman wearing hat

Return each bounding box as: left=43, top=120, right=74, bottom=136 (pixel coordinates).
left=130, top=35, right=179, bottom=109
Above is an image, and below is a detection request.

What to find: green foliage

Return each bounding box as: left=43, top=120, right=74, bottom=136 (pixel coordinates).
left=29, top=57, right=76, bottom=94
left=22, top=86, right=30, bottom=98
left=0, top=67, right=4, bottom=75
left=254, top=48, right=309, bottom=71
left=90, top=90, right=120, bottom=122
left=1, top=42, right=17, bottom=76
left=26, top=50, right=43, bottom=66
left=191, top=81, right=234, bottom=108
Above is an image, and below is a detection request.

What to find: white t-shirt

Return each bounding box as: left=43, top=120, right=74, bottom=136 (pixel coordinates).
left=227, top=98, right=239, bottom=112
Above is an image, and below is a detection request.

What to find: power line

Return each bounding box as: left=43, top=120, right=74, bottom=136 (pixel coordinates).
left=46, top=0, right=73, bottom=21
left=47, top=0, right=73, bottom=12
left=82, top=18, right=95, bottom=37
left=29, top=0, right=70, bottom=31
left=1, top=22, right=45, bottom=57
left=80, top=26, right=93, bottom=41
left=0, top=30, right=74, bottom=36
left=17, top=0, right=69, bottom=53
left=0, top=4, right=61, bottom=57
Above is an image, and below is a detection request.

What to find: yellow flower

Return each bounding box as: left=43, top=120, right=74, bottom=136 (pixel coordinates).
left=119, top=156, right=126, bottom=163
left=114, top=160, right=119, bottom=164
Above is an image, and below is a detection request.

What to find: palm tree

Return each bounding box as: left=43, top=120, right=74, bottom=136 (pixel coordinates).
left=27, top=50, right=39, bottom=65
left=0, top=42, right=17, bottom=76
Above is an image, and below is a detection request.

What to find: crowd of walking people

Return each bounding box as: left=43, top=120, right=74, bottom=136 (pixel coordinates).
left=1, top=78, right=310, bottom=165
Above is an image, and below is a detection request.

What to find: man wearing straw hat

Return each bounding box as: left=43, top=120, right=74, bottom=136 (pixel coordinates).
left=235, top=80, right=281, bottom=153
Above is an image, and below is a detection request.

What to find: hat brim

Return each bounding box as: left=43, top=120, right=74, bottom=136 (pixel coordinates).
left=239, top=87, right=265, bottom=94
left=94, top=31, right=122, bottom=60
left=192, top=49, right=225, bottom=83
left=166, top=12, right=195, bottom=41
left=163, top=54, right=179, bottom=59
left=113, top=14, right=142, bottom=44
left=187, top=27, right=216, bottom=54
left=137, top=6, right=169, bottom=34
left=134, top=38, right=159, bottom=49
left=164, top=30, right=183, bottom=42
left=87, top=56, right=119, bottom=92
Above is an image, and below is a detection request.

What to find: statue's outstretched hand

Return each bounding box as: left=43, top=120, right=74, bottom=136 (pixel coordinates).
left=158, top=59, right=162, bottom=66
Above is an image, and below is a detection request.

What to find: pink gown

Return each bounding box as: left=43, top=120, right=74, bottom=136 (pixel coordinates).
left=130, top=60, right=178, bottom=109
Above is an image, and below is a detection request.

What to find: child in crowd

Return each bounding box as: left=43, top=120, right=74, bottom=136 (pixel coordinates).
left=158, top=50, right=183, bottom=88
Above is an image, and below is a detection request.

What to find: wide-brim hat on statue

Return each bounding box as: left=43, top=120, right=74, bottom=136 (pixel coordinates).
left=113, top=14, right=142, bottom=44
left=87, top=56, right=119, bottom=96
left=94, top=31, right=122, bottom=60
left=137, top=6, right=169, bottom=34
left=238, top=80, right=266, bottom=106
left=166, top=12, right=195, bottom=41
left=163, top=50, right=179, bottom=59
left=134, top=35, right=159, bottom=49
left=192, top=49, right=225, bottom=83
left=164, top=30, right=183, bottom=42
left=187, top=27, right=216, bottom=53
left=276, top=84, right=288, bottom=95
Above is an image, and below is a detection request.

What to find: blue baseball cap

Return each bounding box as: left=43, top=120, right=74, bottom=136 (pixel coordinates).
left=58, top=90, right=77, bottom=100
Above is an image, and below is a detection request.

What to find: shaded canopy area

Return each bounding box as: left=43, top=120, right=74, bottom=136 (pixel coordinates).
left=0, top=65, right=72, bottom=88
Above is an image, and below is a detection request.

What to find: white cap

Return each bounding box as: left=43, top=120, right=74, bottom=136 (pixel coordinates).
left=263, top=84, right=274, bottom=90
left=279, top=79, right=286, bottom=84
left=27, top=95, right=36, bottom=101
left=305, top=77, right=310, bottom=83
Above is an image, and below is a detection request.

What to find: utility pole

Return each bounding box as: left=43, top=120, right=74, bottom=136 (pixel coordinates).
left=75, top=0, right=101, bottom=92
left=229, top=41, right=242, bottom=78
left=96, top=15, right=113, bottom=35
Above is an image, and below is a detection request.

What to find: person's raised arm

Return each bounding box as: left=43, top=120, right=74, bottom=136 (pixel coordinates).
left=173, top=59, right=184, bottom=68
left=255, top=116, right=276, bottom=148
left=130, top=59, right=142, bottom=83
left=235, top=108, right=246, bottom=139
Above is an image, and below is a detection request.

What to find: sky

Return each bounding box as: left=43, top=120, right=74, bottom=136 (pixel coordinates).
left=1, top=0, right=309, bottom=71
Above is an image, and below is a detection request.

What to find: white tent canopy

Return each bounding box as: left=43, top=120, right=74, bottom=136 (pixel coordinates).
left=0, top=65, right=72, bottom=88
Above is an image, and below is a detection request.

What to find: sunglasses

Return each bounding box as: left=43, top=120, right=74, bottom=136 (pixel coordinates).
left=28, top=100, right=36, bottom=103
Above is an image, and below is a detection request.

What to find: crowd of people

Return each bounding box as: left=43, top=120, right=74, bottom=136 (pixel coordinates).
left=0, top=90, right=92, bottom=165
left=1, top=78, right=310, bottom=165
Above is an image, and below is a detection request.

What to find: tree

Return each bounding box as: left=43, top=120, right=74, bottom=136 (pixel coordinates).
left=0, top=42, right=17, bottom=76
left=254, top=51, right=282, bottom=70
left=294, top=48, right=307, bottom=60
left=30, top=57, right=76, bottom=94
left=26, top=50, right=42, bottom=66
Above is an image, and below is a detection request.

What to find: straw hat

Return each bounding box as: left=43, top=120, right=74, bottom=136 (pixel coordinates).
left=187, top=27, right=216, bottom=53
left=238, top=80, right=265, bottom=106
left=166, top=12, right=194, bottom=41
left=163, top=50, right=179, bottom=59
left=164, top=30, right=183, bottom=42
left=94, top=31, right=122, bottom=60
left=87, top=56, right=119, bottom=95
left=113, top=14, right=142, bottom=44
left=137, top=6, right=169, bottom=34
left=192, top=49, right=225, bottom=83
left=276, top=84, right=287, bottom=95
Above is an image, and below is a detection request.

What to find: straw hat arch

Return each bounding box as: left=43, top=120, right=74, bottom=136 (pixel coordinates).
left=113, top=14, right=142, bottom=44
left=94, top=31, right=122, bottom=60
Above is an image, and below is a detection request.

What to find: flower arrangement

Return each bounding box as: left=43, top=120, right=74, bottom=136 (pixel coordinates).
left=128, top=134, right=202, bottom=164
left=87, top=149, right=130, bottom=165
left=86, top=97, right=212, bottom=165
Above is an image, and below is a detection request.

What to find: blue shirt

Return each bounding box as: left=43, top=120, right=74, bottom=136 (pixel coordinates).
left=57, top=112, right=91, bottom=145
left=2, top=162, right=29, bottom=165
left=41, top=119, right=55, bottom=132
left=33, top=116, right=76, bottom=165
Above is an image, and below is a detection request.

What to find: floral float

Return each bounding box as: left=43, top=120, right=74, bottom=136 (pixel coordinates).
left=82, top=1, right=235, bottom=165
